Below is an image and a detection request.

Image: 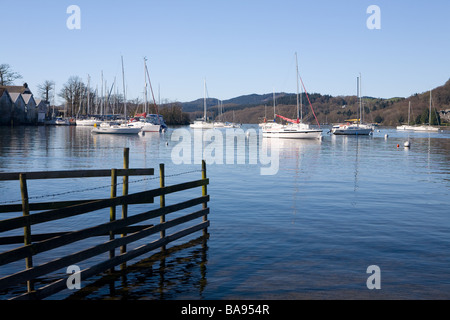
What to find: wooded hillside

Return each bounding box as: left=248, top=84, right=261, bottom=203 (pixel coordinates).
left=182, top=79, right=450, bottom=126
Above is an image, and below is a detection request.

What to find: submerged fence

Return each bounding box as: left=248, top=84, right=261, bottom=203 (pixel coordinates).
left=0, top=148, right=209, bottom=300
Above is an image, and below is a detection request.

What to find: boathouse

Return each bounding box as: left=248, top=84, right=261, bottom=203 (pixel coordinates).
left=0, top=83, right=43, bottom=125
left=35, top=99, right=48, bottom=124
left=0, top=87, right=13, bottom=124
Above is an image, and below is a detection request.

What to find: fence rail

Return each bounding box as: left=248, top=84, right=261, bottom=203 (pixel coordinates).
left=0, top=148, right=209, bottom=300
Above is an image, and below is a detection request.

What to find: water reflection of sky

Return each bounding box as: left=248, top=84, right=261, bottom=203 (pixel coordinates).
left=0, top=126, right=449, bottom=299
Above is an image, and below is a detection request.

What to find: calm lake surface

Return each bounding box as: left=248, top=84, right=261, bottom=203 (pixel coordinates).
left=0, top=125, right=449, bottom=300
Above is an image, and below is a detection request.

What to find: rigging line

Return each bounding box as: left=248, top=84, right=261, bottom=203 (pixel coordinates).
left=298, top=75, right=321, bottom=128
left=144, top=58, right=160, bottom=123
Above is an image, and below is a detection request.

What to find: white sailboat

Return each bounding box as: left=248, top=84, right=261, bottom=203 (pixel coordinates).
left=55, top=117, right=70, bottom=125
left=127, top=58, right=161, bottom=133
left=190, top=79, right=214, bottom=129
left=332, top=74, right=373, bottom=135
left=76, top=75, right=101, bottom=126
left=397, top=91, right=439, bottom=132
left=128, top=114, right=161, bottom=132
left=224, top=111, right=241, bottom=128
left=397, top=101, right=413, bottom=130
left=213, top=99, right=225, bottom=127
left=92, top=56, right=141, bottom=134
left=262, top=53, right=322, bottom=139
left=260, top=91, right=281, bottom=129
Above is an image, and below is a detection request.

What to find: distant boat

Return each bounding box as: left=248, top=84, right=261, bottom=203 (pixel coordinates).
left=224, top=122, right=241, bottom=128
left=223, top=111, right=241, bottom=128
left=331, top=121, right=374, bottom=135
left=135, top=59, right=164, bottom=133
left=147, top=114, right=168, bottom=131
left=76, top=76, right=100, bottom=126
left=262, top=53, right=322, bottom=140
left=76, top=117, right=102, bottom=126
left=190, top=80, right=214, bottom=129
left=332, top=74, right=373, bottom=136
left=213, top=99, right=225, bottom=127
left=92, top=56, right=141, bottom=135
left=397, top=101, right=413, bottom=130
left=397, top=91, right=439, bottom=132
left=91, top=121, right=141, bottom=134
left=55, top=117, right=70, bottom=125
left=259, top=92, right=277, bottom=128
left=128, top=114, right=160, bottom=132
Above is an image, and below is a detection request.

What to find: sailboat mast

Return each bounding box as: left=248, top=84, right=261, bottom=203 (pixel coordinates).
left=429, top=90, right=432, bottom=127
left=144, top=58, right=148, bottom=114
left=358, top=74, right=362, bottom=126
left=295, top=52, right=300, bottom=123
left=360, top=73, right=363, bottom=125
left=408, top=101, right=411, bottom=124
left=121, top=56, right=127, bottom=120
left=204, top=79, right=207, bottom=121
left=52, top=83, right=56, bottom=118
left=273, top=89, right=276, bottom=121
left=87, top=74, right=90, bottom=115
left=101, top=71, right=103, bottom=116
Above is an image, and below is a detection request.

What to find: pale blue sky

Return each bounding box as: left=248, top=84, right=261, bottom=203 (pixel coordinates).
left=1, top=0, right=449, bottom=103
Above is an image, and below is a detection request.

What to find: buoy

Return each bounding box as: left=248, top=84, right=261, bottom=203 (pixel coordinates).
left=397, top=144, right=400, bottom=148
left=404, top=141, right=410, bottom=147
left=385, top=134, right=389, bottom=139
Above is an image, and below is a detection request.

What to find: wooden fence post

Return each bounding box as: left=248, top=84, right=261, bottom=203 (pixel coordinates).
left=159, top=163, right=166, bottom=252
left=19, top=173, right=34, bottom=292
left=121, top=148, right=129, bottom=256
left=110, top=168, right=117, bottom=271
left=202, top=160, right=208, bottom=236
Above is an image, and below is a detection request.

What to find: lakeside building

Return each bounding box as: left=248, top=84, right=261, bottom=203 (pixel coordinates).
left=0, top=83, right=47, bottom=125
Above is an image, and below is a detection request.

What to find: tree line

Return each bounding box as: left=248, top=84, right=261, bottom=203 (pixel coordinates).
left=0, top=63, right=190, bottom=125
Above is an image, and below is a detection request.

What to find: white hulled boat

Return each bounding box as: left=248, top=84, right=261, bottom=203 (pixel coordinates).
left=262, top=53, right=322, bottom=140
left=55, top=117, right=70, bottom=125
left=190, top=79, right=214, bottom=129
left=133, top=59, right=163, bottom=133
left=397, top=91, right=439, bottom=132
left=332, top=74, right=373, bottom=136
left=224, top=122, right=241, bottom=128
left=128, top=117, right=161, bottom=132
left=76, top=117, right=102, bottom=126
left=92, top=56, right=141, bottom=135
left=91, top=121, right=142, bottom=134
left=76, top=75, right=101, bottom=126
left=331, top=121, right=374, bottom=135
left=263, top=122, right=322, bottom=139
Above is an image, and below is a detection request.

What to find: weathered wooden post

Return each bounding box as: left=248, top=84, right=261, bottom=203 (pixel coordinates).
left=19, top=173, right=34, bottom=292
left=202, top=160, right=208, bottom=236
left=159, top=163, right=166, bottom=252
left=121, top=148, right=129, bottom=255
left=110, top=168, right=117, bottom=271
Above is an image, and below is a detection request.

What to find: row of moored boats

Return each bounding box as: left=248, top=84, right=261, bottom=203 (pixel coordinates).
left=51, top=113, right=167, bottom=134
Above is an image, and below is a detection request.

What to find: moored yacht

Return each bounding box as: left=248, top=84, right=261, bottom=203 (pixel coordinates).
left=262, top=53, right=322, bottom=140
left=332, top=74, right=373, bottom=136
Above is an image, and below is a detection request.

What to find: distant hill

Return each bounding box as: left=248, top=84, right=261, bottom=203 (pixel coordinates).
left=180, top=79, right=450, bottom=126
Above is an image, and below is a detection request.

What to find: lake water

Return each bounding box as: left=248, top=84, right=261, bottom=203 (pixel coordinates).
left=0, top=125, right=449, bottom=300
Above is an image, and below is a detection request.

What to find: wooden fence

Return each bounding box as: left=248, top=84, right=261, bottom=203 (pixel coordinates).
left=0, top=148, right=209, bottom=300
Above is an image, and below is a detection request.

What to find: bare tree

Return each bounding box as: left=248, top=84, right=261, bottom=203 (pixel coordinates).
left=59, top=76, right=86, bottom=117
left=38, top=80, right=55, bottom=102
left=0, top=64, right=22, bottom=86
